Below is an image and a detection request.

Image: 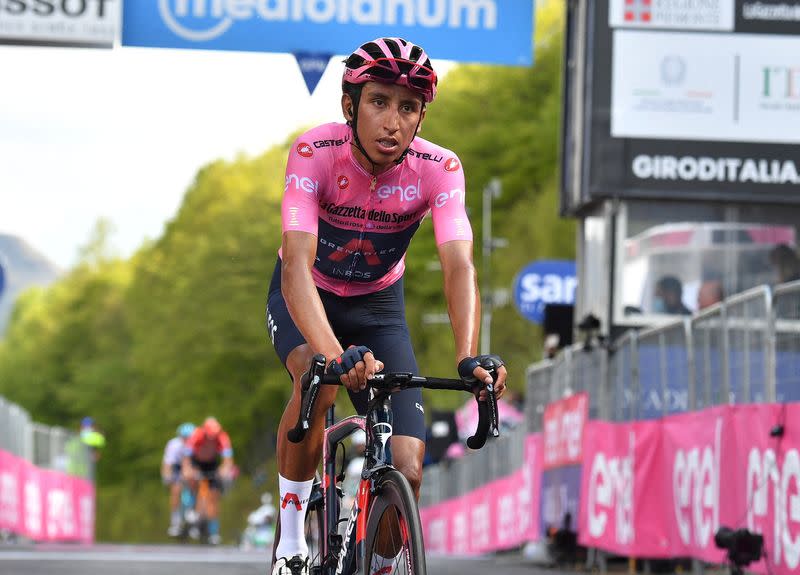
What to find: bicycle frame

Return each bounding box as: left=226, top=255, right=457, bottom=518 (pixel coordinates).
left=320, top=388, right=396, bottom=575
left=287, top=353, right=501, bottom=575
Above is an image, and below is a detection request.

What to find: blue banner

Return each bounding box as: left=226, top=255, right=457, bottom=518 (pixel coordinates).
left=294, top=52, right=332, bottom=95
left=513, top=260, right=577, bottom=324
left=540, top=465, right=582, bottom=536
left=122, top=1, right=534, bottom=65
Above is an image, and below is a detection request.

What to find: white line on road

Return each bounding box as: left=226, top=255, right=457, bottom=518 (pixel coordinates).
left=0, top=549, right=268, bottom=564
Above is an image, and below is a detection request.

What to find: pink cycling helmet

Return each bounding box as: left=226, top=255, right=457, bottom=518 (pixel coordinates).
left=343, top=37, right=437, bottom=104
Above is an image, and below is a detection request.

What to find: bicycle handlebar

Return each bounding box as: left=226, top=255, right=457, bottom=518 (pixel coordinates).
left=287, top=354, right=500, bottom=450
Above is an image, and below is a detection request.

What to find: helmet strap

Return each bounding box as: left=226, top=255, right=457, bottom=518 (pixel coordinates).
left=394, top=107, right=424, bottom=165
left=347, top=88, right=380, bottom=175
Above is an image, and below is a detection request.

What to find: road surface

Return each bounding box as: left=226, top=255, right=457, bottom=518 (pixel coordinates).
left=0, top=543, right=556, bottom=575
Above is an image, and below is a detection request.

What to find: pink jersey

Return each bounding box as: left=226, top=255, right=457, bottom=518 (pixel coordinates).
left=280, top=123, right=473, bottom=296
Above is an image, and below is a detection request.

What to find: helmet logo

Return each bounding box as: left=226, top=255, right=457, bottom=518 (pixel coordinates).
left=337, top=175, right=350, bottom=190
left=444, top=158, right=460, bottom=172
left=297, top=143, right=314, bottom=158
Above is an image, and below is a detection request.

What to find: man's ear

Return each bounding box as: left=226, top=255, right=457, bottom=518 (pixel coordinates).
left=416, top=106, right=427, bottom=134
left=341, top=93, right=354, bottom=121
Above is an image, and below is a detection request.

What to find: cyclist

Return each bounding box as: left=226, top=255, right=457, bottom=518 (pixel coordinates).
left=181, top=416, right=235, bottom=545
left=162, top=422, right=195, bottom=536
left=267, top=37, right=507, bottom=574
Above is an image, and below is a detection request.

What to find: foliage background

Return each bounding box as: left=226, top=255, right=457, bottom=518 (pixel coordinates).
left=0, top=1, right=573, bottom=542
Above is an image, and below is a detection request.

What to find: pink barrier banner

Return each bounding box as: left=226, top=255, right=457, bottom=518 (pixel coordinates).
left=578, top=403, right=800, bottom=574
left=424, top=402, right=800, bottom=567
left=543, top=392, right=588, bottom=469
left=421, top=433, right=541, bottom=555
left=729, top=403, right=800, bottom=575
left=0, top=448, right=94, bottom=543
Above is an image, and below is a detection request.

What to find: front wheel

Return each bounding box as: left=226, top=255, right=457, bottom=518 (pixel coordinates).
left=363, top=470, right=426, bottom=575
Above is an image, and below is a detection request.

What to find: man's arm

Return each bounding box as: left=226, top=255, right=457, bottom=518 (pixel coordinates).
left=438, top=240, right=507, bottom=397
left=281, top=231, right=344, bottom=363
left=181, top=455, right=193, bottom=480
left=282, top=231, right=382, bottom=388
left=438, top=240, right=480, bottom=363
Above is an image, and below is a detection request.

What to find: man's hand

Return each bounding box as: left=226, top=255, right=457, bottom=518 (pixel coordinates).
left=181, top=459, right=194, bottom=482
left=328, top=345, right=384, bottom=392
left=220, top=459, right=235, bottom=479
left=458, top=354, right=507, bottom=401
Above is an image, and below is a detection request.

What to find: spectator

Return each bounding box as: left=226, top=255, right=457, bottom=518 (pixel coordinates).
left=769, top=244, right=800, bottom=285
left=697, top=279, right=724, bottom=311
left=79, top=416, right=105, bottom=462
left=654, top=275, right=691, bottom=315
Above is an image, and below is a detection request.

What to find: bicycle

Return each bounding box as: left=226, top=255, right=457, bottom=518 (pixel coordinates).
left=271, top=353, right=501, bottom=575
left=174, top=478, right=198, bottom=540
left=186, top=468, right=231, bottom=544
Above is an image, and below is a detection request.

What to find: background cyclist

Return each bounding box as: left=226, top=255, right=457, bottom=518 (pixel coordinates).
left=181, top=416, right=235, bottom=545
left=162, top=422, right=195, bottom=537
left=267, top=37, right=507, bottom=575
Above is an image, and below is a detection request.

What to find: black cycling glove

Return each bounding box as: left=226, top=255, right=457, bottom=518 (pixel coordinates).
left=458, top=354, right=505, bottom=384
left=328, top=345, right=372, bottom=376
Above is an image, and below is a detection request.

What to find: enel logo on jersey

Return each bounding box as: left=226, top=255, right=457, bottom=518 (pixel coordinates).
left=375, top=182, right=420, bottom=202
left=285, top=173, right=319, bottom=194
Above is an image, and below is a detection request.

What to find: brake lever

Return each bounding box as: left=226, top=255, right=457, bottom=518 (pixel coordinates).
left=287, top=354, right=326, bottom=443
left=465, top=362, right=500, bottom=450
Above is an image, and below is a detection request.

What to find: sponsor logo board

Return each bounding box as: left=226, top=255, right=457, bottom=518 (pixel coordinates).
left=612, top=30, right=800, bottom=145
left=0, top=0, right=119, bottom=47
left=122, top=0, right=533, bottom=66
left=609, top=0, right=735, bottom=31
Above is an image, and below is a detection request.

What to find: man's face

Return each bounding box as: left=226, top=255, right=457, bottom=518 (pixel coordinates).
left=348, top=81, right=425, bottom=173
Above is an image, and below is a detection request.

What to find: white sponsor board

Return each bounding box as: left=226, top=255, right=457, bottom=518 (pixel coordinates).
left=609, top=0, right=735, bottom=31
left=0, top=0, right=119, bottom=47
left=612, top=30, right=800, bottom=144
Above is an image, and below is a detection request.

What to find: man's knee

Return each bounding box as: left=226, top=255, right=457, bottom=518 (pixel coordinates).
left=394, top=458, right=423, bottom=493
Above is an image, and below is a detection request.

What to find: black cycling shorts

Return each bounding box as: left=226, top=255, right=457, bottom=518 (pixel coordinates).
left=190, top=457, right=221, bottom=490
left=266, top=259, right=425, bottom=442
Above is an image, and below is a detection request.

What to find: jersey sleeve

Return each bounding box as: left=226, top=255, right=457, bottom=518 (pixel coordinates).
left=162, top=440, right=173, bottom=465
left=282, top=137, right=325, bottom=236
left=427, top=154, right=473, bottom=245
left=218, top=432, right=233, bottom=458
left=184, top=430, right=200, bottom=457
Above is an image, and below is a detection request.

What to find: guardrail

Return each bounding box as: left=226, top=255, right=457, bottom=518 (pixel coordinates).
left=419, top=280, right=800, bottom=560
left=0, top=396, right=92, bottom=479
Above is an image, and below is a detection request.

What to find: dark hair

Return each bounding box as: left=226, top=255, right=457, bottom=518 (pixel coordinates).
left=656, top=275, right=683, bottom=296
left=769, top=244, right=799, bottom=266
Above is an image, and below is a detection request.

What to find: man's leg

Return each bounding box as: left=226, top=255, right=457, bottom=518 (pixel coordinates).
left=168, top=479, right=181, bottom=533
left=274, top=343, right=339, bottom=560
left=206, top=480, right=221, bottom=543
left=391, top=436, right=425, bottom=498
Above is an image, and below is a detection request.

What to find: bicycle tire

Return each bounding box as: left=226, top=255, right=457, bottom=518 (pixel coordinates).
left=363, top=470, right=426, bottom=575
left=271, top=488, right=325, bottom=573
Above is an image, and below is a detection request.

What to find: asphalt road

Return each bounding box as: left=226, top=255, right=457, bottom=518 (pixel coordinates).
left=0, top=544, right=556, bottom=575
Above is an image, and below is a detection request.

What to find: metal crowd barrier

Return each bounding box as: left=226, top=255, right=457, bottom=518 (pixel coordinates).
left=420, top=280, right=800, bottom=538
left=0, top=395, right=92, bottom=479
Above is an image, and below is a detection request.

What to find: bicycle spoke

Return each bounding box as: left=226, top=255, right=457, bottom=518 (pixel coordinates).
left=369, top=504, right=412, bottom=575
